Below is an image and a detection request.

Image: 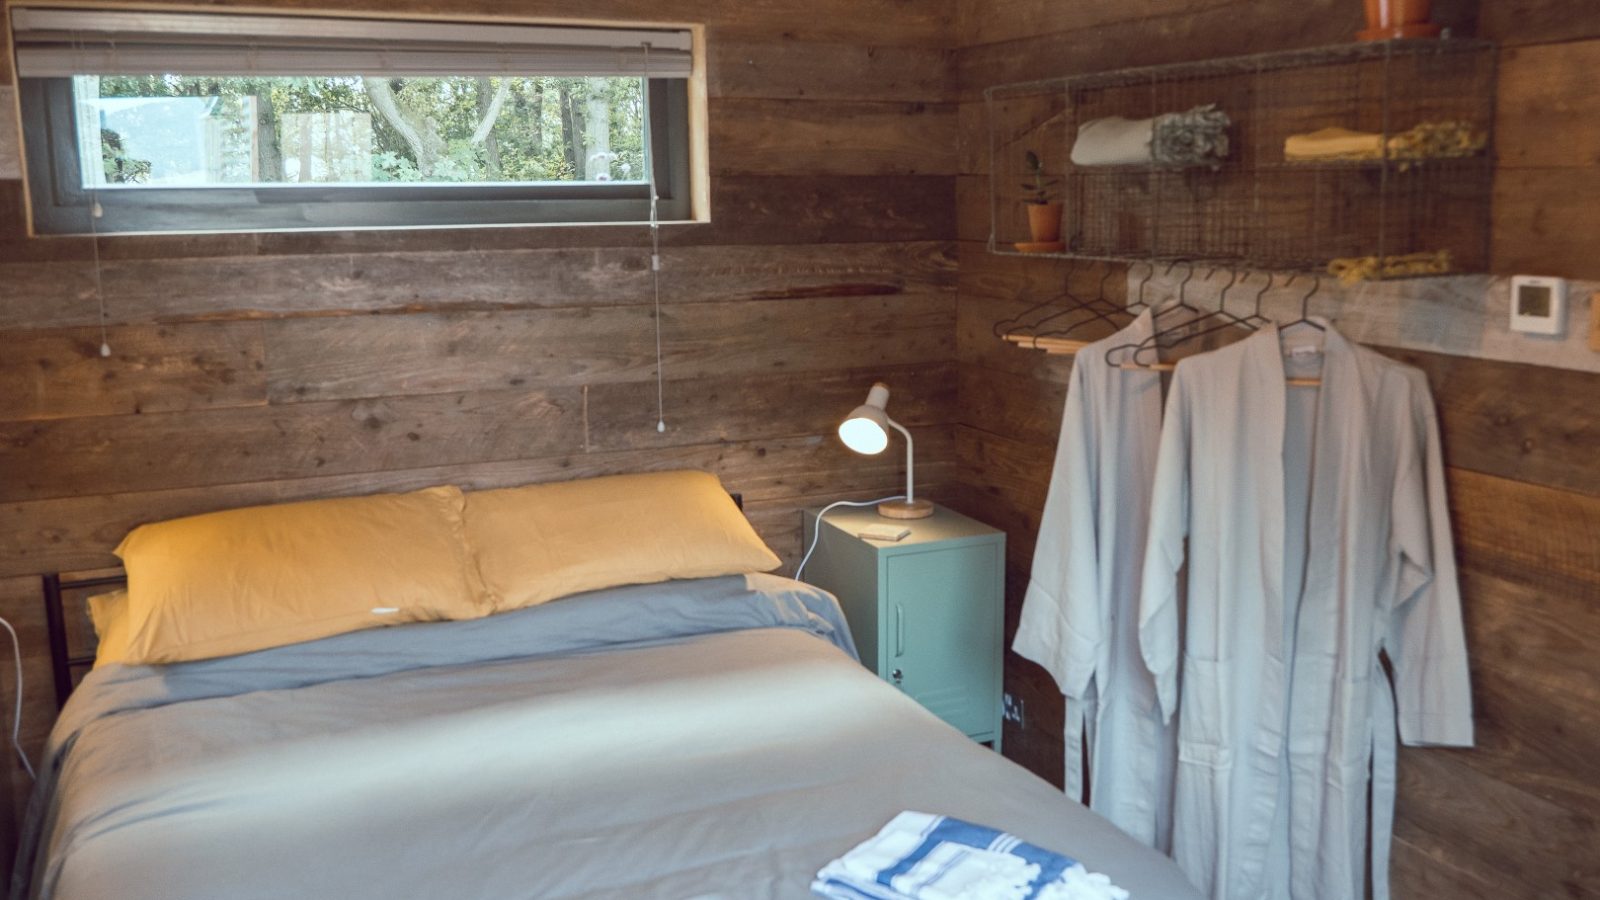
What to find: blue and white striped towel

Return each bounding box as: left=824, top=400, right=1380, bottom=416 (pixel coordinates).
left=811, top=812, right=1129, bottom=900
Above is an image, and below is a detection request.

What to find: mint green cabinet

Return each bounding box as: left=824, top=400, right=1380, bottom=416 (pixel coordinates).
left=801, top=504, right=1004, bottom=748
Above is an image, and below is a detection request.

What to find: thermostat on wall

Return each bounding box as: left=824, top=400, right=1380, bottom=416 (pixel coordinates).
left=1510, top=275, right=1567, bottom=336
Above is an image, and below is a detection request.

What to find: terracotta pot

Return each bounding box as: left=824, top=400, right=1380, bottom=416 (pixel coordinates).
left=1359, top=0, right=1439, bottom=39
left=1026, top=201, right=1063, bottom=244
left=1364, top=0, right=1431, bottom=28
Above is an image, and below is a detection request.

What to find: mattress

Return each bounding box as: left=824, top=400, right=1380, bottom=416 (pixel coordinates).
left=14, top=574, right=1200, bottom=900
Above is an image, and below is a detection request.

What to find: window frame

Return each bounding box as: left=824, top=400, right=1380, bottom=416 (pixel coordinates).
left=19, top=74, right=694, bottom=235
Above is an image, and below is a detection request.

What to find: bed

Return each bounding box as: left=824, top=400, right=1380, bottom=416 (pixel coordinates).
left=13, top=477, right=1202, bottom=900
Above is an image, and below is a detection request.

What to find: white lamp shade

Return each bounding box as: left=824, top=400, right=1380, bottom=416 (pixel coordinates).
left=839, top=412, right=889, bottom=454
left=838, top=382, right=892, bottom=455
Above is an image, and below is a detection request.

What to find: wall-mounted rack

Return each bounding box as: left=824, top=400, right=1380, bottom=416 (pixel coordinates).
left=985, top=38, right=1496, bottom=279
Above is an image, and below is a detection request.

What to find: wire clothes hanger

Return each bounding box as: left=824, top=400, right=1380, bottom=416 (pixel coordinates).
left=1120, top=264, right=1254, bottom=366
left=1103, top=259, right=1208, bottom=367
left=998, top=260, right=1130, bottom=351
left=1126, top=260, right=1157, bottom=313
left=1123, top=265, right=1248, bottom=364
left=1027, top=261, right=1130, bottom=342
left=1170, top=265, right=1240, bottom=335
left=1271, top=273, right=1327, bottom=387
left=1107, top=270, right=1323, bottom=387
left=1017, top=259, right=1101, bottom=335
left=992, top=256, right=1080, bottom=340
left=1279, top=273, right=1327, bottom=333
left=1122, top=266, right=1272, bottom=365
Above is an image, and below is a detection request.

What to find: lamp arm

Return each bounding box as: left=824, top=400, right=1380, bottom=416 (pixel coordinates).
left=886, top=416, right=915, bottom=504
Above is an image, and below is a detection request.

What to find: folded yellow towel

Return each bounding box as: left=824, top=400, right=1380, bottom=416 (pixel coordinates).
left=1285, top=122, right=1487, bottom=166
left=1285, top=127, right=1383, bottom=161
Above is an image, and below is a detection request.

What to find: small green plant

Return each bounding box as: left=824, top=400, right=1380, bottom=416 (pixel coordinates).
left=1021, top=150, right=1059, bottom=205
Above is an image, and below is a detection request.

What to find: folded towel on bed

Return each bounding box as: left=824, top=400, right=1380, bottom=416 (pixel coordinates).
left=811, top=812, right=1130, bottom=900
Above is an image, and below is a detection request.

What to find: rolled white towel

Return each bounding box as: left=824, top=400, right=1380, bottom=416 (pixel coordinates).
left=1069, top=117, right=1153, bottom=167
left=1070, top=103, right=1231, bottom=169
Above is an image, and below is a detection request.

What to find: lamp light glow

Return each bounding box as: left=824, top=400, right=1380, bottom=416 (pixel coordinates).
left=836, top=382, right=934, bottom=519
left=838, top=416, right=889, bottom=454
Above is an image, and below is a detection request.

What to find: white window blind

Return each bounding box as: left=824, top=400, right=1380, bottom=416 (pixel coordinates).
left=10, top=8, right=695, bottom=79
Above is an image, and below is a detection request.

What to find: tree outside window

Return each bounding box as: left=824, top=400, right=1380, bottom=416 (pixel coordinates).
left=85, top=74, right=648, bottom=188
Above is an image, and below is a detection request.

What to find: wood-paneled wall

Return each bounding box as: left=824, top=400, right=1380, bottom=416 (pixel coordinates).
left=0, top=0, right=959, bottom=864
left=949, top=1, right=1600, bottom=897
left=3, top=0, right=1597, bottom=894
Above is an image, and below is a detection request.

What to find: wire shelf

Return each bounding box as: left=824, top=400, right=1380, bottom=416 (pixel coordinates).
left=986, top=38, right=1496, bottom=278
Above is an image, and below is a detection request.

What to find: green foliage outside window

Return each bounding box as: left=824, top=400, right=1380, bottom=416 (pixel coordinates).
left=100, top=129, right=152, bottom=183
left=90, top=74, right=647, bottom=185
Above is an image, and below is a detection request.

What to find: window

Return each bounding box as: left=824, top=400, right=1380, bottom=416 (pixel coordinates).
left=11, top=8, right=700, bottom=234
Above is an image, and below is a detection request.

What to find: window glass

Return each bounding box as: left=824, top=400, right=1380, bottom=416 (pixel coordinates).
left=12, top=9, right=699, bottom=233
left=79, top=74, right=649, bottom=189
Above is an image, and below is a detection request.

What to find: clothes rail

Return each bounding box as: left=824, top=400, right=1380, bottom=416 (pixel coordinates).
left=1008, top=334, right=1324, bottom=386
left=1006, top=338, right=1322, bottom=386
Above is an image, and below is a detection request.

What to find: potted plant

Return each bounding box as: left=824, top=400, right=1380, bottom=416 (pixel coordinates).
left=1017, top=150, right=1065, bottom=253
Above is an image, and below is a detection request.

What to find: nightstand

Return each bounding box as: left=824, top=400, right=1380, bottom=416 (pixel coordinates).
left=801, top=503, right=1005, bottom=748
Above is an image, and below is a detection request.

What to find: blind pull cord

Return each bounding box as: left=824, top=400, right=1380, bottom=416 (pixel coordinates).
left=645, top=41, right=665, bottom=434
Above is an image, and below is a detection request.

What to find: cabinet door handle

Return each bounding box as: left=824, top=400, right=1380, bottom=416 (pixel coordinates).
left=895, top=603, right=905, bottom=658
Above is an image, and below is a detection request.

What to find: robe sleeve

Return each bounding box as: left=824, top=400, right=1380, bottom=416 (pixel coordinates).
left=1013, top=361, right=1102, bottom=701
left=1386, top=374, right=1474, bottom=747
left=1139, top=370, right=1190, bottom=724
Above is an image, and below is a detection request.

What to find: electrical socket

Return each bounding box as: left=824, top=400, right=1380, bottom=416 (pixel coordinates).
left=1002, top=693, right=1025, bottom=728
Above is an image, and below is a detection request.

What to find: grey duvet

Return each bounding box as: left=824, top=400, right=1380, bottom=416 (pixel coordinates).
left=14, top=574, right=1200, bottom=900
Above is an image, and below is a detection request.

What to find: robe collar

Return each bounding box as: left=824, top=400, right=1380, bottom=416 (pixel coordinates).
left=1080, top=307, right=1158, bottom=370
left=1104, top=307, right=1156, bottom=350
left=1124, top=307, right=1157, bottom=344
left=1239, top=316, right=1348, bottom=377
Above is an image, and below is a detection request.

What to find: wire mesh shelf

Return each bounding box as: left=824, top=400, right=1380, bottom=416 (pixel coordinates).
left=985, top=38, right=1495, bottom=279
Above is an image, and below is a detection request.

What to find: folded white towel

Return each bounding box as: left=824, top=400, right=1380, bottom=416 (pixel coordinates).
left=811, top=812, right=1129, bottom=900
left=1069, top=116, right=1153, bottom=167
left=1070, top=103, right=1231, bottom=169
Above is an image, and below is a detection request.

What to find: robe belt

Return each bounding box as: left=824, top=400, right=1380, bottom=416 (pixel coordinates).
left=1062, top=695, right=1089, bottom=805
left=1370, top=668, right=1398, bottom=900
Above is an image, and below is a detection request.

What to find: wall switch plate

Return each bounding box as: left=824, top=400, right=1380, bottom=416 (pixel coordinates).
left=1510, top=275, right=1567, bottom=336
left=1002, top=693, right=1025, bottom=728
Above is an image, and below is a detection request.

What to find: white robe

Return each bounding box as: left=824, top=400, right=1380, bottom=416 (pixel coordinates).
left=1138, top=322, right=1473, bottom=900
left=1013, top=311, right=1175, bottom=850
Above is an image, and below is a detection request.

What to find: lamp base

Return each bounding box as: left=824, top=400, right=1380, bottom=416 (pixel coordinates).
left=878, top=498, right=934, bottom=520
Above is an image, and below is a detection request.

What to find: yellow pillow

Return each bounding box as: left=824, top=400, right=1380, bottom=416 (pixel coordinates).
left=464, top=470, right=780, bottom=612
left=115, top=486, right=486, bottom=664
left=87, top=590, right=132, bottom=669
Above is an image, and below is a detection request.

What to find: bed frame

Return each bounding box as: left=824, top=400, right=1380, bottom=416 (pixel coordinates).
left=40, top=492, right=747, bottom=710
left=42, top=571, right=127, bottom=709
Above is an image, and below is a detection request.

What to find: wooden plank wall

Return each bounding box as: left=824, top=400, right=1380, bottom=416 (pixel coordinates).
left=949, top=1, right=1600, bottom=897
left=2, top=0, right=1597, bottom=894
left=0, top=0, right=959, bottom=865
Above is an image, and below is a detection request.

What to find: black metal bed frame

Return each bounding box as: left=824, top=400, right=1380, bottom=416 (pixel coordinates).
left=41, top=571, right=128, bottom=710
